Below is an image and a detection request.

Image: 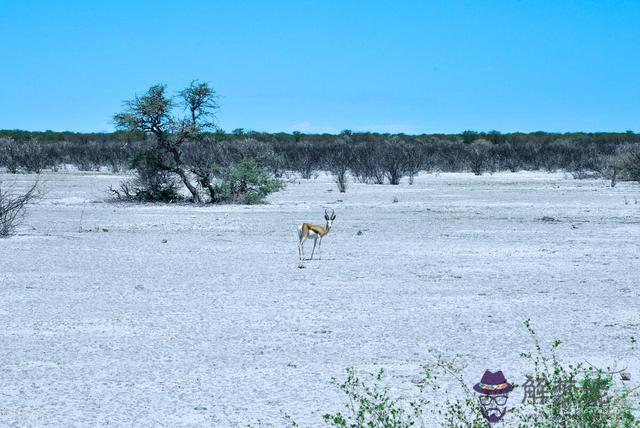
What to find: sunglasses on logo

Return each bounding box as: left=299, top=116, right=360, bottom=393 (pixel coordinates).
left=479, top=395, right=508, bottom=406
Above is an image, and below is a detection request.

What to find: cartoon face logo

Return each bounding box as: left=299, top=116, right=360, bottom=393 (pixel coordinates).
left=473, top=370, right=513, bottom=423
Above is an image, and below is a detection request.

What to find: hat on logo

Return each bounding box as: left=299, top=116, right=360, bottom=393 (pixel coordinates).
left=473, top=370, right=513, bottom=395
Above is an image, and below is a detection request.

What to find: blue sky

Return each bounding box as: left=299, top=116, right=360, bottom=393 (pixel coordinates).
left=1, top=1, right=638, bottom=133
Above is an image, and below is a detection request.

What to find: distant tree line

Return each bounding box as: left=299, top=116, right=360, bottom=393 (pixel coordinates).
left=1, top=118, right=640, bottom=195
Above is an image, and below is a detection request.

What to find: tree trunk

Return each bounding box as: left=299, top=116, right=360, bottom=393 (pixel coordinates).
left=176, top=168, right=201, bottom=203
left=161, top=141, right=202, bottom=203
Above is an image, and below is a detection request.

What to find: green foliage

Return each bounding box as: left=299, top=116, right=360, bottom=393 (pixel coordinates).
left=112, top=82, right=223, bottom=203
left=323, top=368, right=428, bottom=428
left=211, top=159, right=283, bottom=204
left=322, top=355, right=488, bottom=428
left=317, top=321, right=639, bottom=428
left=179, top=80, right=219, bottom=129
left=113, top=84, right=173, bottom=135
left=514, top=319, right=639, bottom=427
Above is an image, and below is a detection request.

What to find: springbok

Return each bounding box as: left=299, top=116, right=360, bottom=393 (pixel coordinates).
left=298, top=209, right=335, bottom=260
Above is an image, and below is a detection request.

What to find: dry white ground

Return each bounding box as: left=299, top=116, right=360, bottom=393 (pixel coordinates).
left=0, top=170, right=638, bottom=426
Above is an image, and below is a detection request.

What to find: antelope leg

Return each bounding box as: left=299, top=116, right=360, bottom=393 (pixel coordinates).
left=310, top=239, right=317, bottom=260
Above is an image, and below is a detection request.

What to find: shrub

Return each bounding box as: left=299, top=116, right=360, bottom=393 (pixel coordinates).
left=322, top=355, right=487, bottom=428
left=468, top=139, right=493, bottom=176
left=109, top=149, right=181, bottom=202
left=322, top=368, right=429, bottom=428
left=0, top=138, right=51, bottom=173
left=380, top=138, right=408, bottom=185
left=0, top=137, right=20, bottom=173
left=18, top=140, right=50, bottom=173
left=327, top=140, right=353, bottom=192
left=515, top=319, right=638, bottom=427
left=317, top=321, right=639, bottom=427
left=624, top=151, right=640, bottom=183
left=211, top=159, right=283, bottom=204
left=404, top=141, right=428, bottom=184
left=0, top=179, right=40, bottom=237
left=351, top=140, right=385, bottom=184
left=287, top=141, right=319, bottom=179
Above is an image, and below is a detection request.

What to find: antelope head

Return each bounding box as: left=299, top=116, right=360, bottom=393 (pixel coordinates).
left=324, top=208, right=336, bottom=229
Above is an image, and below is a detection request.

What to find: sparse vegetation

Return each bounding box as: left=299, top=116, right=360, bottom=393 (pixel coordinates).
left=318, top=320, right=640, bottom=427
left=3, top=130, right=640, bottom=192
left=327, top=139, right=352, bottom=193
left=514, top=319, right=639, bottom=427
left=0, top=178, right=40, bottom=237
left=622, top=150, right=640, bottom=183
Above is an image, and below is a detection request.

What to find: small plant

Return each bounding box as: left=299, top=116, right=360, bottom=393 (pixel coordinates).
left=314, top=321, right=640, bottom=428
left=514, top=319, right=639, bottom=427
left=322, top=356, right=488, bottom=428
left=322, top=368, right=429, bottom=427
left=0, top=179, right=40, bottom=237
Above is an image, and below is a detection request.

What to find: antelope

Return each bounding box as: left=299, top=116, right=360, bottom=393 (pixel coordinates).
left=298, top=209, right=335, bottom=260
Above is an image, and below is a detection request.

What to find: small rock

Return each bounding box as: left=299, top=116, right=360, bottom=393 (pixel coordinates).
left=102, top=228, right=109, bottom=232
left=135, top=284, right=144, bottom=290
left=356, top=230, right=363, bottom=236
left=621, top=371, right=631, bottom=381
left=410, top=375, right=425, bottom=385
left=161, top=239, right=168, bottom=243
left=393, top=196, right=399, bottom=203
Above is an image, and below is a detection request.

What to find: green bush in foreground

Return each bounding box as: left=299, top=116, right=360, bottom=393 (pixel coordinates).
left=513, top=320, right=637, bottom=427
left=315, top=320, right=639, bottom=427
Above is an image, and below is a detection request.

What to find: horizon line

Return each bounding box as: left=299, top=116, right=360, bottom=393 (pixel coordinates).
left=0, top=128, right=637, bottom=136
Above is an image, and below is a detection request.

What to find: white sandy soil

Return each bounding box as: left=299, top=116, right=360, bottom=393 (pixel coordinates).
left=0, top=171, right=638, bottom=426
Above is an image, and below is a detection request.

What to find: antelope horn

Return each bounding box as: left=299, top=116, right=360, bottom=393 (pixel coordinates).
left=325, top=208, right=334, bottom=216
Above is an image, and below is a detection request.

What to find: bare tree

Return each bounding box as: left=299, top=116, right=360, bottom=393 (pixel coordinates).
left=380, top=138, right=408, bottom=185
left=288, top=141, right=318, bottom=179
left=327, top=140, right=352, bottom=192
left=622, top=150, right=640, bottom=183
left=0, top=138, right=20, bottom=173
left=351, top=140, right=385, bottom=184
left=0, top=179, right=40, bottom=237
left=468, top=139, right=493, bottom=175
